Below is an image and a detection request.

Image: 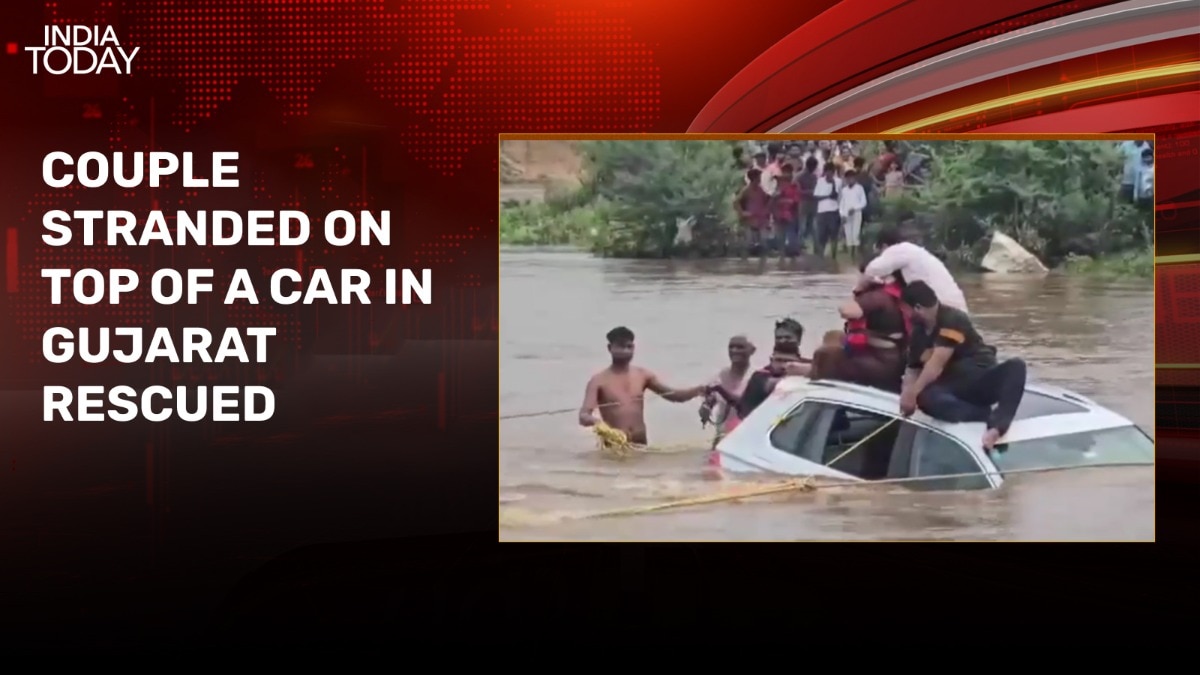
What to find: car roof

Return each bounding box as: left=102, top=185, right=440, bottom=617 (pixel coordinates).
left=768, top=377, right=1133, bottom=445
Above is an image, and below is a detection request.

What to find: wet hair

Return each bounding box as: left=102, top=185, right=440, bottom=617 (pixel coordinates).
left=876, top=224, right=905, bottom=248
left=804, top=156, right=818, bottom=172
left=606, top=326, right=634, bottom=344
left=775, top=318, right=804, bottom=339
left=900, top=281, right=938, bottom=309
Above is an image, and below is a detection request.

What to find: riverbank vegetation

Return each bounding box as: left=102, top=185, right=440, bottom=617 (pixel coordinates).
left=498, top=139, right=1154, bottom=277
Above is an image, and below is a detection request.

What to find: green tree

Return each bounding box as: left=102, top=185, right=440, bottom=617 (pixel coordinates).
left=580, top=140, right=743, bottom=257
left=881, top=140, right=1148, bottom=267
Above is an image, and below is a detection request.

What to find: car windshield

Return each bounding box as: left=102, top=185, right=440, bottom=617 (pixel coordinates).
left=990, top=426, right=1154, bottom=474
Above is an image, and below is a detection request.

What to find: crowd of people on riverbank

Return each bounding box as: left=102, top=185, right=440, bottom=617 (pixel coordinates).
left=577, top=225, right=1028, bottom=460
left=1118, top=140, right=1154, bottom=207
left=727, top=139, right=1151, bottom=262
left=730, top=140, right=912, bottom=260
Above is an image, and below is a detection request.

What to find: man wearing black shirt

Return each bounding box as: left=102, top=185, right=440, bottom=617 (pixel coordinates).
left=899, top=281, right=1027, bottom=450
left=705, top=342, right=803, bottom=422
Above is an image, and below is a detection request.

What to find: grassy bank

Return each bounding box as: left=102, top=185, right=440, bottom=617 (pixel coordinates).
left=1059, top=249, right=1154, bottom=279
left=500, top=201, right=1154, bottom=279
left=498, top=201, right=602, bottom=247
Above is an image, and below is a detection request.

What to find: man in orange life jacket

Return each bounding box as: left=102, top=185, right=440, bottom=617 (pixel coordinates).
left=810, top=263, right=911, bottom=393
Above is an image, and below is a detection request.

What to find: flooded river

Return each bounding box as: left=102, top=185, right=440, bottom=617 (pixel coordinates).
left=498, top=248, right=1155, bottom=541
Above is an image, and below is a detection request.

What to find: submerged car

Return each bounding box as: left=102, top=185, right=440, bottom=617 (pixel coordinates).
left=715, top=377, right=1154, bottom=491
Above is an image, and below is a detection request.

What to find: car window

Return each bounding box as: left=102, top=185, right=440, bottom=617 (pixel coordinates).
left=912, top=429, right=991, bottom=491
left=1012, top=392, right=1088, bottom=421
left=990, top=426, right=1154, bottom=473
left=768, top=402, right=823, bottom=457
left=818, top=404, right=904, bottom=480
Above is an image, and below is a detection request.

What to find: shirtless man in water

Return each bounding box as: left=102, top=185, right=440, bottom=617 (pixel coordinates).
left=578, top=326, right=709, bottom=444
left=699, top=335, right=756, bottom=433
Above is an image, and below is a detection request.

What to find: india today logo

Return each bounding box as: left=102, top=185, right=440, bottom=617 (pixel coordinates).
left=26, top=25, right=139, bottom=75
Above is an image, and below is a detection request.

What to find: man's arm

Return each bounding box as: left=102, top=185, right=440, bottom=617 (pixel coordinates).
left=907, top=347, right=953, bottom=397
left=734, top=188, right=748, bottom=216
left=906, top=320, right=968, bottom=396
left=578, top=376, right=600, bottom=427
left=705, top=384, right=739, bottom=406
left=858, top=243, right=908, bottom=290
left=862, top=242, right=905, bottom=278
left=645, top=371, right=707, bottom=403
left=784, top=361, right=814, bottom=377
left=845, top=282, right=891, bottom=321
left=901, top=337, right=924, bottom=393
left=699, top=371, right=734, bottom=424
left=839, top=298, right=865, bottom=320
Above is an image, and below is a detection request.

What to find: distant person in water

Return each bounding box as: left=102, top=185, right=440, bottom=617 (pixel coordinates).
left=773, top=317, right=804, bottom=352
left=734, top=318, right=805, bottom=415
left=708, top=319, right=805, bottom=420
left=709, top=343, right=803, bottom=421
left=731, top=343, right=803, bottom=419
left=578, top=326, right=709, bottom=445
left=699, top=335, right=756, bottom=439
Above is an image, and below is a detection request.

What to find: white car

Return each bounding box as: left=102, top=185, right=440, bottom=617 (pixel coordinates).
left=715, top=377, right=1154, bottom=491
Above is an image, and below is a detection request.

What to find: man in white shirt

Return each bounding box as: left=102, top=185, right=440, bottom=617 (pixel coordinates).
left=839, top=169, right=868, bottom=258
left=1134, top=146, right=1153, bottom=206
left=813, top=164, right=842, bottom=258
left=1118, top=140, right=1146, bottom=203
left=858, top=225, right=969, bottom=313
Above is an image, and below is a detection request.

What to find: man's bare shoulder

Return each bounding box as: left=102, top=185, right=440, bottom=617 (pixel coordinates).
left=584, top=368, right=612, bottom=389
left=586, top=367, right=612, bottom=381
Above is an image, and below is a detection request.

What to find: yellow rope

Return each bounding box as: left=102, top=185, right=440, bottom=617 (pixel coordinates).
left=582, top=476, right=817, bottom=519
left=583, top=417, right=898, bottom=517
left=591, top=422, right=709, bottom=460
left=822, top=417, right=898, bottom=468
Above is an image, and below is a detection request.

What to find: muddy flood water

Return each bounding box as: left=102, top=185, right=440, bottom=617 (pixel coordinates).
left=498, top=248, right=1155, bottom=541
